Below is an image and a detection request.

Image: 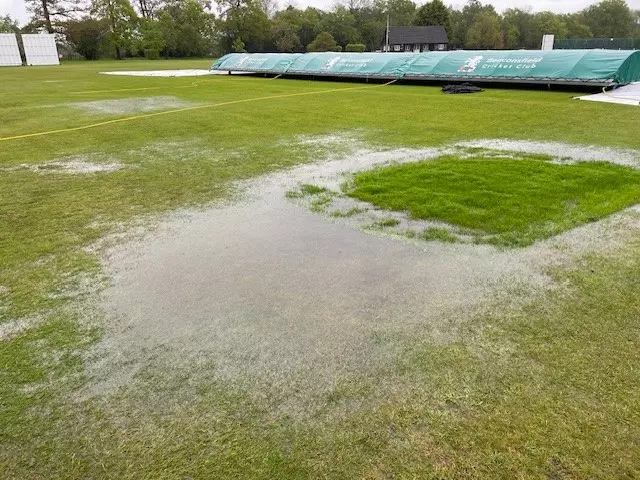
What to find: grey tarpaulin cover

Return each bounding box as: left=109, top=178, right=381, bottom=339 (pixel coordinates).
left=442, top=83, right=484, bottom=94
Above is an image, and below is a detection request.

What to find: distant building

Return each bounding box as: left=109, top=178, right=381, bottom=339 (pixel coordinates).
left=383, top=26, right=449, bottom=53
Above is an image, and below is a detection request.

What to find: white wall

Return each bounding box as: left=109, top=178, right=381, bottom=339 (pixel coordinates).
left=0, top=33, right=22, bottom=67
left=22, top=34, right=60, bottom=66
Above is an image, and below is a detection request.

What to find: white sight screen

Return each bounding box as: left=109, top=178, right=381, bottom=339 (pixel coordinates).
left=541, top=34, right=555, bottom=51
left=22, top=34, right=60, bottom=66
left=0, top=33, right=22, bottom=66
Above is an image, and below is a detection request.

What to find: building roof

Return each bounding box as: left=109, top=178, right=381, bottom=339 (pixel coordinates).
left=387, top=26, right=449, bottom=45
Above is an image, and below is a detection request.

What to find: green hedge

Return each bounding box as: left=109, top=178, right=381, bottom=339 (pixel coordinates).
left=345, top=44, right=366, bottom=52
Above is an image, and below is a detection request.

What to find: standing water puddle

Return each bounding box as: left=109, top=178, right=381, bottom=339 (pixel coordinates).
left=89, top=141, right=640, bottom=413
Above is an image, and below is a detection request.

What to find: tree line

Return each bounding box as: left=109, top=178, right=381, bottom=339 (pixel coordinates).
left=0, top=0, right=638, bottom=59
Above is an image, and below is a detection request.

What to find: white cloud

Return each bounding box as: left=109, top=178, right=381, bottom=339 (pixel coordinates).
left=0, top=0, right=28, bottom=24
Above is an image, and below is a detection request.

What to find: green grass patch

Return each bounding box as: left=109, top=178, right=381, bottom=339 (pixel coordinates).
left=285, top=183, right=329, bottom=198
left=423, top=227, right=457, bottom=243
left=348, top=156, right=640, bottom=246
left=370, top=218, right=401, bottom=228
left=300, top=184, right=328, bottom=195
left=329, top=207, right=365, bottom=218
left=310, top=195, right=334, bottom=213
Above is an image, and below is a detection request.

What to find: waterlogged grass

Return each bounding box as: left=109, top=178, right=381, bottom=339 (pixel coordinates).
left=286, top=184, right=336, bottom=212
left=329, top=206, right=365, bottom=218
left=348, top=156, right=640, bottom=246
left=423, top=227, right=458, bottom=243
left=4, top=244, right=640, bottom=479
left=285, top=183, right=330, bottom=198
left=1, top=59, right=640, bottom=478
left=370, top=218, right=401, bottom=228
left=384, top=245, right=640, bottom=478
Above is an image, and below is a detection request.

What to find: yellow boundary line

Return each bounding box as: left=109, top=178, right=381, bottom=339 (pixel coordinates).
left=0, top=80, right=396, bottom=142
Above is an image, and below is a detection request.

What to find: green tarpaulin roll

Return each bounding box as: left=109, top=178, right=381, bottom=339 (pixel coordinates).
left=211, top=50, right=640, bottom=86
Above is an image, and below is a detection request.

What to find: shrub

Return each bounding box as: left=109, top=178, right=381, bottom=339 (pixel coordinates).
left=307, top=32, right=341, bottom=52
left=144, top=48, right=160, bottom=60
left=345, top=43, right=366, bottom=52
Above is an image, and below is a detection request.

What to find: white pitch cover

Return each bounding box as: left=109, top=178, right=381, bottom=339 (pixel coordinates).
left=22, top=34, right=60, bottom=66
left=0, top=33, right=22, bottom=66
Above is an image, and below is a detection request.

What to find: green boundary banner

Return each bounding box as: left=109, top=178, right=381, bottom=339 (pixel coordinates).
left=212, top=50, right=640, bottom=86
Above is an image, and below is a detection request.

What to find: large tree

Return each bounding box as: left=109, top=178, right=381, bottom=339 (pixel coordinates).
left=414, top=0, right=451, bottom=37
left=450, top=0, right=496, bottom=48
left=271, top=6, right=320, bottom=50
left=159, top=0, right=216, bottom=56
left=273, top=28, right=301, bottom=51
left=344, top=1, right=385, bottom=51
left=271, top=9, right=303, bottom=51
left=25, top=0, right=88, bottom=33
left=373, top=0, right=416, bottom=26
left=358, top=17, right=385, bottom=51
left=582, top=0, right=634, bottom=37
left=465, top=9, right=502, bottom=49
left=259, top=0, right=278, bottom=18
left=24, top=0, right=640, bottom=60
left=134, top=0, right=161, bottom=19
left=0, top=15, right=20, bottom=33
left=320, top=6, right=360, bottom=48
left=217, top=0, right=270, bottom=52
left=533, top=11, right=568, bottom=41
left=501, top=8, right=536, bottom=49
left=306, top=31, right=341, bottom=51
left=66, top=17, right=110, bottom=59
left=138, top=17, right=166, bottom=53
left=92, top=0, right=137, bottom=59
left=562, top=13, right=592, bottom=39
left=298, top=8, right=322, bottom=47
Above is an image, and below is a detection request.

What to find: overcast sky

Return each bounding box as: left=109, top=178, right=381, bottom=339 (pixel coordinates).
left=1, top=0, right=638, bottom=26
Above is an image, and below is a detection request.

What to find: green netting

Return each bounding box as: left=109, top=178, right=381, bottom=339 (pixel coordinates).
left=211, top=50, right=640, bottom=85
left=555, top=38, right=640, bottom=50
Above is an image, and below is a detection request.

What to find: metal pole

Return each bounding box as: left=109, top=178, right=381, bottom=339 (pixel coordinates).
left=385, top=14, right=390, bottom=52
